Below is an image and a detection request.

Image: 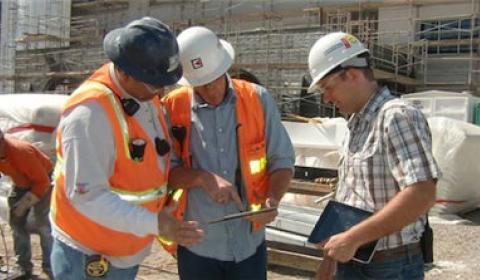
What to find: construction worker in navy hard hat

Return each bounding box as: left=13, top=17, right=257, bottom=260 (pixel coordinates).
left=162, top=26, right=295, bottom=280
left=49, top=17, right=204, bottom=280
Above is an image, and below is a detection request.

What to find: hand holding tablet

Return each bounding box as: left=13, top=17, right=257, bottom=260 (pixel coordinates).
left=308, top=200, right=379, bottom=264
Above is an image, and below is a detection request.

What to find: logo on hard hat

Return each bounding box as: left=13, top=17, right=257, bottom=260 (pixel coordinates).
left=191, top=57, right=203, bottom=70
left=341, top=35, right=358, bottom=49
left=341, top=38, right=351, bottom=48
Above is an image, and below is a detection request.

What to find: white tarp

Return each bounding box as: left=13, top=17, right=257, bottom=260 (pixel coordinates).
left=0, top=93, right=66, bottom=223
left=428, top=117, right=480, bottom=214
left=283, top=116, right=480, bottom=214
left=282, top=118, right=347, bottom=170
left=0, top=93, right=67, bottom=161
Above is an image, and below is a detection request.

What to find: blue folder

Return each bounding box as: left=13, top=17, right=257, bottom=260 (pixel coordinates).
left=308, top=200, right=379, bottom=263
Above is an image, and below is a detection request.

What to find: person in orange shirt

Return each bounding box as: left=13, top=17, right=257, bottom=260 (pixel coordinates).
left=0, top=129, right=53, bottom=279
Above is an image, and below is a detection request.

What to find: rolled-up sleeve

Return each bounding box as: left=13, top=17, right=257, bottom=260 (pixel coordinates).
left=384, top=106, right=441, bottom=189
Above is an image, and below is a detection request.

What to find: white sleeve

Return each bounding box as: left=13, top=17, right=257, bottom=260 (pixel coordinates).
left=59, top=102, right=158, bottom=237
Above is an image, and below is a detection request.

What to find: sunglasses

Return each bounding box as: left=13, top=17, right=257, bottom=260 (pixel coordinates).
left=143, top=82, right=164, bottom=93
left=315, top=70, right=346, bottom=94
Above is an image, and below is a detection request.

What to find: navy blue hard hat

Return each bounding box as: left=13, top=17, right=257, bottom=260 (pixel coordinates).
left=103, top=17, right=182, bottom=86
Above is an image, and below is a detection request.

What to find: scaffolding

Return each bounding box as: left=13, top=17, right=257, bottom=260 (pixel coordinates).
left=1, top=0, right=479, bottom=116
left=0, top=0, right=18, bottom=93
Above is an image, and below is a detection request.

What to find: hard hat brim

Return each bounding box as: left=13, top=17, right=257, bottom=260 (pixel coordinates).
left=307, top=50, right=370, bottom=93
left=178, top=39, right=235, bottom=87
left=104, top=28, right=183, bottom=86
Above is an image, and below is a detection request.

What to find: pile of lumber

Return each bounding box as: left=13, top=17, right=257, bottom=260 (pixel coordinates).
left=266, top=179, right=335, bottom=273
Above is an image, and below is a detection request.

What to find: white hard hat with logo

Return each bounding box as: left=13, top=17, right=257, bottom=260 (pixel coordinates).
left=308, top=32, right=369, bottom=93
left=177, top=26, right=235, bottom=87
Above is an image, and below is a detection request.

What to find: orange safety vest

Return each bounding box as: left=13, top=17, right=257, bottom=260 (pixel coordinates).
left=161, top=79, right=269, bottom=253
left=51, top=64, right=171, bottom=257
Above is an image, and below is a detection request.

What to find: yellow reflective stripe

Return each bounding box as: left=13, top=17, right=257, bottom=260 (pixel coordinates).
left=171, top=189, right=183, bottom=202
left=157, top=236, right=173, bottom=246
left=104, top=92, right=131, bottom=159
left=53, top=160, right=63, bottom=181
left=53, top=149, right=64, bottom=181
left=80, top=81, right=131, bottom=159
left=110, top=184, right=168, bottom=204
left=157, top=189, right=184, bottom=246
left=250, top=203, right=262, bottom=211
left=249, top=156, right=267, bottom=175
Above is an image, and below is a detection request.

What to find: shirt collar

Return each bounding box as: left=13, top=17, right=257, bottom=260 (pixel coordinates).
left=191, top=74, right=236, bottom=111
left=109, top=63, right=139, bottom=102
left=348, top=86, right=394, bottom=129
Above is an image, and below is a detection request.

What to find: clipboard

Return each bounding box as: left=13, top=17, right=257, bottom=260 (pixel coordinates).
left=308, top=200, right=379, bottom=264
left=206, top=207, right=277, bottom=225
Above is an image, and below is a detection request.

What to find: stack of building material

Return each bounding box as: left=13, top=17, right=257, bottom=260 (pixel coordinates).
left=429, top=116, right=480, bottom=214
left=282, top=118, right=347, bottom=170
left=266, top=194, right=328, bottom=272
left=0, top=93, right=67, bottom=162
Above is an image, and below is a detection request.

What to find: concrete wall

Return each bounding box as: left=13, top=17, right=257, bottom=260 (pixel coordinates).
left=6, top=0, right=480, bottom=96
left=378, top=2, right=478, bottom=91
left=418, top=2, right=476, bottom=18
left=15, top=0, right=71, bottom=50
left=378, top=6, right=415, bottom=45
left=379, top=2, right=478, bottom=45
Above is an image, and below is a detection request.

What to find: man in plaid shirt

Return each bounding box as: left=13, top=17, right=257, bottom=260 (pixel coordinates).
left=308, top=32, right=441, bottom=279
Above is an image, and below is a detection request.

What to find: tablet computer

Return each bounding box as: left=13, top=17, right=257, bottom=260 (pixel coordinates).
left=206, top=207, right=277, bottom=225
left=308, top=200, right=379, bottom=264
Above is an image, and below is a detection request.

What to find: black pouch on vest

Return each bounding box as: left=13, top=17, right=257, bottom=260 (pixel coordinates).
left=420, top=214, right=434, bottom=264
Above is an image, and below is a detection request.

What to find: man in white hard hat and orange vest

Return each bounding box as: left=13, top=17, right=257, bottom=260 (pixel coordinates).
left=50, top=17, right=204, bottom=280
left=308, top=32, right=441, bottom=279
left=162, top=26, right=295, bottom=280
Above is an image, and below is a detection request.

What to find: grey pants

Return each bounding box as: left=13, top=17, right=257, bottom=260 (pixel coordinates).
left=8, top=186, right=53, bottom=273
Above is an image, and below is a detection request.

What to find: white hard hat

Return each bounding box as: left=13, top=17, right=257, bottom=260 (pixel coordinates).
left=177, top=26, right=235, bottom=87
left=308, top=32, right=369, bottom=93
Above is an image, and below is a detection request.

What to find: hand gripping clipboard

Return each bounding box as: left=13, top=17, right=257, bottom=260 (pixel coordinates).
left=308, top=200, right=379, bottom=264
left=206, top=207, right=277, bottom=225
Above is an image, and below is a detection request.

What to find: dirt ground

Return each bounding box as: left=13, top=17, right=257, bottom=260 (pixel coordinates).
left=0, top=209, right=479, bottom=280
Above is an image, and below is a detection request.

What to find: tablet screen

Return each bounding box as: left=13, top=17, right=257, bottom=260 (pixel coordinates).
left=308, top=200, right=378, bottom=263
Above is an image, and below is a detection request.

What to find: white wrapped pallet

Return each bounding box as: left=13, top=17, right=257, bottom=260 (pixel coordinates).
left=428, top=117, right=480, bottom=214
left=282, top=118, right=347, bottom=170
left=0, top=93, right=67, bottom=223
left=0, top=93, right=68, bottom=162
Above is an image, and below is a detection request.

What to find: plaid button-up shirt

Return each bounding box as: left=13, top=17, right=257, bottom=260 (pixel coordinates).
left=336, top=87, right=441, bottom=250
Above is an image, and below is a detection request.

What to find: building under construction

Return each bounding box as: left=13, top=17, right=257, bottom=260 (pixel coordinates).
left=0, top=0, right=479, bottom=117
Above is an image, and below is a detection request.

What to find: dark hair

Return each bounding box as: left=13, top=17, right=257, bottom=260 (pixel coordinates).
left=229, top=69, right=262, bottom=85
left=358, top=68, right=375, bottom=81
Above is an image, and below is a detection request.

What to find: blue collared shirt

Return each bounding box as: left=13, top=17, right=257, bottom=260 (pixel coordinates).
left=184, top=76, right=294, bottom=262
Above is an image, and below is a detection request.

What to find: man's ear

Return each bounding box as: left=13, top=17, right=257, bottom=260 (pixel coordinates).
left=116, top=68, right=127, bottom=82
left=345, top=68, right=363, bottom=82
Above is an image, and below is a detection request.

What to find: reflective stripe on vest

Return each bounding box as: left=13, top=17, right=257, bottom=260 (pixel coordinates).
left=249, top=157, right=267, bottom=175
left=51, top=71, right=170, bottom=257
left=76, top=81, right=131, bottom=159
left=160, top=79, right=268, bottom=254
left=57, top=81, right=168, bottom=204
left=111, top=185, right=167, bottom=204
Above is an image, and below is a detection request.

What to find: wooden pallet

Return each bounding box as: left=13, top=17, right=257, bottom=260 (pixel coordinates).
left=267, top=247, right=321, bottom=273
left=289, top=180, right=333, bottom=196
left=264, top=179, right=334, bottom=274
